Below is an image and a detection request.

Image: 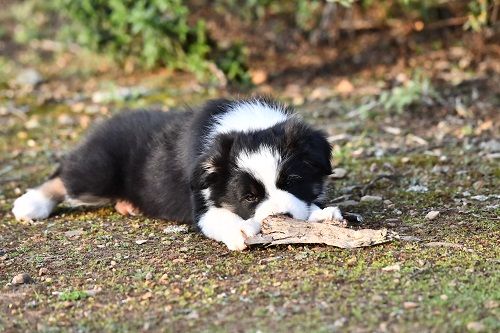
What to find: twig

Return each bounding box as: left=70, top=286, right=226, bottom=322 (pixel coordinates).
left=246, top=215, right=394, bottom=248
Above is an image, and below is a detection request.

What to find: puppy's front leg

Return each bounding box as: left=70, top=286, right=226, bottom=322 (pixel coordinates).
left=198, top=207, right=261, bottom=251
left=307, top=204, right=343, bottom=222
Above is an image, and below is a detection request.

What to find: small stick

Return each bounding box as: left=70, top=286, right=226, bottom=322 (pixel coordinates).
left=246, top=215, right=394, bottom=248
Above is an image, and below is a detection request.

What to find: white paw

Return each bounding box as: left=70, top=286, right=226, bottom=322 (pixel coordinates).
left=198, top=207, right=261, bottom=251
left=222, top=220, right=261, bottom=251
left=221, top=226, right=248, bottom=251
left=308, top=206, right=343, bottom=222
left=12, top=189, right=55, bottom=221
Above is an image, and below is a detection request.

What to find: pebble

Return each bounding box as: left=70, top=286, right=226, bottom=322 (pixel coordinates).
left=336, top=200, right=359, bottom=207
left=360, top=195, right=383, bottom=203
left=403, top=301, right=419, bottom=309
left=332, top=317, right=347, bottom=328
left=163, top=225, right=188, bottom=234
left=470, top=195, right=488, bottom=202
left=145, top=272, right=153, bottom=280
left=135, top=239, right=148, bottom=245
left=38, top=267, right=49, bottom=276
left=425, top=210, right=440, bottom=220
left=330, top=168, right=348, bottom=179
left=382, top=264, right=401, bottom=272
left=14, top=69, right=43, bottom=87
left=12, top=273, right=33, bottom=285
left=479, top=139, right=500, bottom=153
left=484, top=300, right=498, bottom=309
left=65, top=229, right=84, bottom=238
left=466, top=322, right=485, bottom=332
left=407, top=185, right=429, bottom=193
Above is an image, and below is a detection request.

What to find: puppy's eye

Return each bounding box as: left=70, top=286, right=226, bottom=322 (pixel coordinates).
left=243, top=193, right=259, bottom=203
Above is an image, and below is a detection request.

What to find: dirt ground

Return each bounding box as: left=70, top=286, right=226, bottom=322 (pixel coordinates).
left=1, top=4, right=499, bottom=332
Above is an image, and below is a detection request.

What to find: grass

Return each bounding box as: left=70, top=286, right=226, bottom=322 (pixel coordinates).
left=1, top=31, right=499, bottom=332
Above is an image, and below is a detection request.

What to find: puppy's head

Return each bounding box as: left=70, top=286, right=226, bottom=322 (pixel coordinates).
left=193, top=118, right=332, bottom=221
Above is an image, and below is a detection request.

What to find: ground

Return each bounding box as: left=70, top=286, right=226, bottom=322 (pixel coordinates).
left=1, top=7, right=499, bottom=333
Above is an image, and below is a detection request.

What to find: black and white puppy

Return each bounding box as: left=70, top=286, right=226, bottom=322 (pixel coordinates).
left=12, top=98, right=343, bottom=250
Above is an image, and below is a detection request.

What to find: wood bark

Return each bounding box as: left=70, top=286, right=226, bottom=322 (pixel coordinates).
left=246, top=215, right=393, bottom=248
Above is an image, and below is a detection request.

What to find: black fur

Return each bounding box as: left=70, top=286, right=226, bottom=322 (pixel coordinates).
left=56, top=98, right=332, bottom=225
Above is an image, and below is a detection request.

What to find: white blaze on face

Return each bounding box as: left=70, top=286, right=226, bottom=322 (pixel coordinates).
left=236, top=146, right=310, bottom=222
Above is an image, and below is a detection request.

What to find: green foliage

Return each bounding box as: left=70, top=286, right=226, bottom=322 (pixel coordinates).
left=464, top=0, right=489, bottom=31
left=57, top=0, right=209, bottom=72
left=215, top=43, right=251, bottom=85
left=379, top=72, right=437, bottom=113
left=58, top=290, right=89, bottom=301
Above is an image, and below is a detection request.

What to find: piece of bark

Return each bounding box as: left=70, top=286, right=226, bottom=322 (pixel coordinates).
left=246, top=215, right=393, bottom=248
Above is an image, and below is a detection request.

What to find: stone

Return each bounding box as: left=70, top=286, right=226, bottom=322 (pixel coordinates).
left=407, top=185, right=429, bottom=193
left=65, top=229, right=84, bottom=238
left=479, top=139, right=500, bottom=153
left=425, top=210, right=440, bottom=220
left=382, top=264, right=401, bottom=272
left=336, top=200, right=359, bottom=207
left=360, top=195, right=383, bottom=202
left=12, top=273, right=33, bottom=285
left=403, top=301, right=419, bottom=309
left=330, top=168, right=348, bottom=179
left=38, top=268, right=49, bottom=276
left=466, top=322, right=485, bottom=332
left=15, top=69, right=43, bottom=87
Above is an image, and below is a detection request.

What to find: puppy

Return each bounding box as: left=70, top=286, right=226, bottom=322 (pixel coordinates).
left=12, top=97, right=343, bottom=250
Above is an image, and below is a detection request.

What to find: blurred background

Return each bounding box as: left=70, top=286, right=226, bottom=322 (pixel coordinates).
left=1, top=0, right=498, bottom=180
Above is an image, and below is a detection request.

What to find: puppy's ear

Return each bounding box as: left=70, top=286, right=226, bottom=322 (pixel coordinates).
left=283, top=120, right=332, bottom=176
left=304, top=131, right=332, bottom=176
left=190, top=133, right=236, bottom=190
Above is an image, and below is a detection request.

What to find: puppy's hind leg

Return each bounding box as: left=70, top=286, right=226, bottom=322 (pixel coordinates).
left=12, top=177, right=67, bottom=221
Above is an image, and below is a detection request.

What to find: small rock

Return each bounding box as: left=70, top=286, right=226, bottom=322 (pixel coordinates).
left=466, top=321, right=485, bottom=332
left=425, top=242, right=463, bottom=249
left=407, top=185, right=429, bottom=193
left=135, top=239, right=148, bottom=245
left=382, top=264, right=401, bottom=272
left=12, top=273, right=33, bottom=285
left=484, top=300, right=498, bottom=309
left=38, top=268, right=49, bottom=276
left=65, top=229, right=84, bottom=238
left=335, top=79, right=354, bottom=95
left=163, top=225, right=188, bottom=234
left=327, top=134, right=351, bottom=144
left=15, top=69, right=43, bottom=87
left=332, top=317, right=347, bottom=328
left=403, top=301, right=419, bottom=309
left=185, top=310, right=200, bottom=320
left=360, top=195, right=383, bottom=203
left=330, top=168, right=348, bottom=179
left=425, top=210, right=440, bottom=220
left=431, top=165, right=450, bottom=174
left=470, top=195, right=488, bottom=202
left=399, top=235, right=421, bottom=242
left=440, top=294, right=448, bottom=301
left=382, top=126, right=402, bottom=135
left=479, top=139, right=500, bottom=153
left=309, top=86, right=333, bottom=101
left=145, top=272, right=153, bottom=280
left=249, top=69, right=267, bottom=85
left=336, top=200, right=359, bottom=207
